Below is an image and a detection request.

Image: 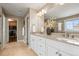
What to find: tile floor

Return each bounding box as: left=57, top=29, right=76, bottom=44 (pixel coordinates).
left=0, top=41, right=37, bottom=56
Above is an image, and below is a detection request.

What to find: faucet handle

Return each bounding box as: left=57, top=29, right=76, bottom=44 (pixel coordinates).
left=65, top=33, right=69, bottom=38
left=72, top=35, right=74, bottom=38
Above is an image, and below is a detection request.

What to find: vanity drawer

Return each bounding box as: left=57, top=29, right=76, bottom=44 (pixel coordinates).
left=31, top=35, right=46, bottom=44
left=37, top=46, right=46, bottom=56
left=35, top=43, right=46, bottom=56
left=39, top=45, right=45, bottom=51
left=38, top=51, right=46, bottom=56
left=58, top=51, right=70, bottom=56
left=46, top=38, right=79, bottom=56
left=46, top=39, right=61, bottom=48
left=38, top=37, right=46, bottom=43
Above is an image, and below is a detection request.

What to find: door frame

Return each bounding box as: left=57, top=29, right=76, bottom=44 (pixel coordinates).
left=24, top=15, right=30, bottom=45
left=7, top=18, right=18, bottom=43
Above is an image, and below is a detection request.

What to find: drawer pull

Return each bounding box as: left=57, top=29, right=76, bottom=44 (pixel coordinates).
left=56, top=52, right=62, bottom=56
left=59, top=54, right=62, bottom=56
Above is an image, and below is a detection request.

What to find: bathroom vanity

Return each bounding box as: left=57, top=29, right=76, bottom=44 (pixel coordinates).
left=30, top=33, right=79, bottom=56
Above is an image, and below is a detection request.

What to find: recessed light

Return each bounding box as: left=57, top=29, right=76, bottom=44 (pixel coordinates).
left=8, top=19, right=14, bottom=21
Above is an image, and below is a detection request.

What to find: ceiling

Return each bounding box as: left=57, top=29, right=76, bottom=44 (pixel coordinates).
left=0, top=3, right=46, bottom=17
left=0, top=3, right=79, bottom=19
left=44, top=3, right=79, bottom=19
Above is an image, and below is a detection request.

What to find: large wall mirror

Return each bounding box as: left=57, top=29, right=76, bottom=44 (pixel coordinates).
left=64, top=18, right=79, bottom=33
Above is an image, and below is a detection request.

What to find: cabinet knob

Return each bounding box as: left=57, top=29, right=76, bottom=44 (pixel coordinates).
left=56, top=52, right=58, bottom=54
left=59, top=54, right=62, bottom=56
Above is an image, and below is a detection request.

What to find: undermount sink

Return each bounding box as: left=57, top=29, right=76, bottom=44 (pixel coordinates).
left=56, top=38, right=69, bottom=41
left=56, top=37, right=79, bottom=45
left=66, top=40, right=79, bottom=45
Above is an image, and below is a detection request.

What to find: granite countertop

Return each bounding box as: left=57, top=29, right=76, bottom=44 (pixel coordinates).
left=31, top=33, right=79, bottom=47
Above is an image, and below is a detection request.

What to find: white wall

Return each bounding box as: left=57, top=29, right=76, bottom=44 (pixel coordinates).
left=24, top=15, right=28, bottom=44
left=2, top=12, right=6, bottom=48
left=24, top=13, right=30, bottom=45
left=0, top=7, right=8, bottom=48
left=29, top=8, right=44, bottom=33
left=0, top=7, right=3, bottom=48
left=2, top=10, right=10, bottom=49
left=0, top=17, right=2, bottom=43
left=17, top=18, right=24, bottom=41
left=0, top=16, right=3, bottom=48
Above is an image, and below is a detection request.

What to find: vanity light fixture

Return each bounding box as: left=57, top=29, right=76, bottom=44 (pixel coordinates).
left=37, top=11, right=42, bottom=16
left=37, top=8, right=47, bottom=16
left=39, top=12, right=42, bottom=16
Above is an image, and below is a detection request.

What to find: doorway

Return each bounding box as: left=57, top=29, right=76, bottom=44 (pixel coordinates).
left=8, top=19, right=17, bottom=42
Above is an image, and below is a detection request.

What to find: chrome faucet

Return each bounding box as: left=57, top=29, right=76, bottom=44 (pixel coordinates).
left=71, top=35, right=74, bottom=38
left=65, top=33, right=69, bottom=38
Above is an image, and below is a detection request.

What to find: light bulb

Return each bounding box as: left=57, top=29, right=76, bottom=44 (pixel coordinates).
left=59, top=3, right=64, bottom=5
left=8, top=19, right=14, bottom=21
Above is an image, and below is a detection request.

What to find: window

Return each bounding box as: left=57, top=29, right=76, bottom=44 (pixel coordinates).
left=64, top=19, right=79, bottom=32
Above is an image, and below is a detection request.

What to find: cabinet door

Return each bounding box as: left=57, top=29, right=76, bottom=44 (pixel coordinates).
left=37, top=44, right=46, bottom=56
left=31, top=38, right=35, bottom=50
left=34, top=39, right=39, bottom=54
left=47, top=46, right=58, bottom=56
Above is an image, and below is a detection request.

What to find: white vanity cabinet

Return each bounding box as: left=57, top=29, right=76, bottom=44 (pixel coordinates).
left=46, top=46, right=58, bottom=56
left=58, top=51, right=70, bottom=56
left=30, top=35, right=46, bottom=56
left=30, top=35, right=36, bottom=50
left=46, top=46, right=70, bottom=56
left=46, top=38, right=79, bottom=56
left=37, top=38, right=46, bottom=56
left=46, top=39, right=69, bottom=56
left=30, top=35, right=39, bottom=54
left=30, top=35, right=79, bottom=56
